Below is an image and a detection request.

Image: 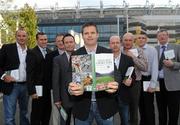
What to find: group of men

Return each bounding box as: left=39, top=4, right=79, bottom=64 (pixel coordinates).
left=0, top=22, right=180, bottom=125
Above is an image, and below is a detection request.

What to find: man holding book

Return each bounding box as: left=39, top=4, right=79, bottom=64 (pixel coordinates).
left=122, top=32, right=148, bottom=125
left=68, top=22, right=118, bottom=125
left=109, top=35, right=135, bottom=125
left=136, top=31, right=158, bottom=125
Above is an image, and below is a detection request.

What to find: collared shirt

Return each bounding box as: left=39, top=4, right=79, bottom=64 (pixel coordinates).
left=14, top=42, right=27, bottom=82
left=158, top=43, right=168, bottom=78
left=122, top=46, right=148, bottom=81
left=114, top=53, right=121, bottom=69
left=65, top=51, right=70, bottom=62
left=38, top=46, right=47, bottom=58
left=85, top=45, right=97, bottom=102
left=85, top=45, right=97, bottom=54
left=141, top=44, right=158, bottom=88
left=58, top=49, right=64, bottom=55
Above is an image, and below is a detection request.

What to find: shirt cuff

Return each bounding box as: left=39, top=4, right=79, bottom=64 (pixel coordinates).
left=1, top=73, right=6, bottom=80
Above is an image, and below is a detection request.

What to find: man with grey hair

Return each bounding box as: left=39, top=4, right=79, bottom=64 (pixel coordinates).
left=155, top=29, right=180, bottom=125
left=122, top=32, right=148, bottom=125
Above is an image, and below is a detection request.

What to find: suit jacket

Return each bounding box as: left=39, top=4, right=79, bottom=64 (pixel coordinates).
left=114, top=53, right=135, bottom=103
left=155, top=43, right=180, bottom=91
left=0, top=43, right=20, bottom=95
left=45, top=50, right=59, bottom=89
left=26, top=46, right=51, bottom=95
left=52, top=52, right=72, bottom=109
left=68, top=46, right=118, bottom=120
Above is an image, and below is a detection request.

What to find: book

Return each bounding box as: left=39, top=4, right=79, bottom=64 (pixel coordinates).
left=143, top=81, right=160, bottom=92
left=125, top=66, right=134, bottom=79
left=71, top=53, right=114, bottom=91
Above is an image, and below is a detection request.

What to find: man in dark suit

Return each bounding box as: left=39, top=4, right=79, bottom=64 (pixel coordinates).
left=26, top=32, right=51, bottom=125
left=0, top=28, right=29, bottom=125
left=68, top=22, right=119, bottom=125
left=109, top=35, right=135, bottom=125
left=52, top=33, right=76, bottom=125
left=155, top=29, right=180, bottom=125
left=45, top=33, right=64, bottom=125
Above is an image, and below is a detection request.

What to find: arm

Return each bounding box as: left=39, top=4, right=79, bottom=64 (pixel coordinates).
left=26, top=51, right=37, bottom=96
left=149, top=48, right=158, bottom=89
left=132, top=48, right=148, bottom=72
left=52, top=57, right=61, bottom=105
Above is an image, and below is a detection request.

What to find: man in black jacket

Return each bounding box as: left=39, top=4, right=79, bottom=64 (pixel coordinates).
left=109, top=35, right=135, bottom=125
left=0, top=28, right=29, bottom=125
left=26, top=32, right=51, bottom=125
left=68, top=22, right=118, bottom=125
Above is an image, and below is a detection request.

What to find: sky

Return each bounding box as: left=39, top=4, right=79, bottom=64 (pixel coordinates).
left=7, top=0, right=180, bottom=9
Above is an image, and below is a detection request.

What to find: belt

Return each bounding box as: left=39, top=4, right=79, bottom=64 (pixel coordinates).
left=16, top=81, right=26, bottom=84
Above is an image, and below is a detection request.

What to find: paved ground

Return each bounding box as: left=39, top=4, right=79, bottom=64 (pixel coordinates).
left=0, top=94, right=179, bottom=125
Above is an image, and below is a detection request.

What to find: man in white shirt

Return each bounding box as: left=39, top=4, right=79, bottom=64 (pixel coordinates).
left=0, top=28, right=29, bottom=125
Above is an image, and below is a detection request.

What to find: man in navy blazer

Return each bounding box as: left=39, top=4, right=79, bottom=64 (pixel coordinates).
left=26, top=32, right=51, bottom=125
left=45, top=33, right=64, bottom=125
left=68, top=22, right=119, bottom=125
left=52, top=33, right=76, bottom=125
left=0, top=28, right=29, bottom=125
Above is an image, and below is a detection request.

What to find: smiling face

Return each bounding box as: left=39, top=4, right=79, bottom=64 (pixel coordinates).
left=122, top=33, right=134, bottom=50
left=109, top=36, right=121, bottom=53
left=55, top=35, right=64, bottom=50
left=16, top=29, right=28, bottom=46
left=82, top=26, right=99, bottom=47
left=157, top=31, right=169, bottom=45
left=63, top=36, right=75, bottom=53
left=136, top=34, right=147, bottom=48
left=37, top=34, right=48, bottom=48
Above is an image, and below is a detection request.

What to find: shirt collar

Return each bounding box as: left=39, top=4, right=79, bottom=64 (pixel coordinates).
left=16, top=42, right=27, bottom=51
left=85, top=44, right=97, bottom=54
left=142, top=44, right=148, bottom=49
left=160, top=43, right=168, bottom=48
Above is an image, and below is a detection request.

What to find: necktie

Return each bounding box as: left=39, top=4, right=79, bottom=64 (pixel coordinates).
left=159, top=46, right=166, bottom=70
left=42, top=48, right=47, bottom=58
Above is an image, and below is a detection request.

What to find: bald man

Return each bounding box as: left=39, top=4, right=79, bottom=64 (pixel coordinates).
left=122, top=32, right=148, bottom=125
left=109, top=35, right=135, bottom=125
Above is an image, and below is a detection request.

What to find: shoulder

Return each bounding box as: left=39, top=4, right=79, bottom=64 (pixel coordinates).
left=121, top=53, right=133, bottom=62
left=97, top=46, right=111, bottom=53
left=72, top=47, right=86, bottom=55
left=1, top=43, right=16, bottom=50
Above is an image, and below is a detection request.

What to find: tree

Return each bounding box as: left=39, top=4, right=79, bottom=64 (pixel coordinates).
left=19, top=4, right=37, bottom=48
left=1, top=4, right=37, bottom=48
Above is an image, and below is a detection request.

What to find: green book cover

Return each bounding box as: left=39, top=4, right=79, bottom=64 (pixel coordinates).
left=71, top=53, right=114, bottom=91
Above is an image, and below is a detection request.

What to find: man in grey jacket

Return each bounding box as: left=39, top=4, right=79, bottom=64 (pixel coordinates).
left=155, top=29, right=180, bottom=125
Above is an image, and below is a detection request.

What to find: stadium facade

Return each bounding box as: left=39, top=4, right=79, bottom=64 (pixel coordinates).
left=36, top=4, right=180, bottom=47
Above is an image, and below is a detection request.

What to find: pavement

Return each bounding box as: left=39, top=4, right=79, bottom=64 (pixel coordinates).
left=0, top=94, right=179, bottom=125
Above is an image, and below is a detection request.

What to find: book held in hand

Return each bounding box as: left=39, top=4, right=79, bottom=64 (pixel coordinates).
left=71, top=53, right=114, bottom=91
left=125, top=66, right=134, bottom=79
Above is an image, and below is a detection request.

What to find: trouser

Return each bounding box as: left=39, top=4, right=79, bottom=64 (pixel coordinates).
left=156, top=78, right=180, bottom=125
left=129, top=81, right=141, bottom=125
left=30, top=90, right=51, bottom=125
left=139, top=75, right=155, bottom=125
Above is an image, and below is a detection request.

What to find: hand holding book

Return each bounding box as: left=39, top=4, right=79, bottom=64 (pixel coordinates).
left=105, top=81, right=118, bottom=93
left=123, top=78, right=132, bottom=86
left=68, top=82, right=84, bottom=96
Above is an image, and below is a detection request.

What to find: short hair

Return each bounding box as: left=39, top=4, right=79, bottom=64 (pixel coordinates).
left=36, top=32, right=46, bottom=40
left=62, top=33, right=75, bottom=44
left=15, top=27, right=27, bottom=36
left=81, top=22, right=98, bottom=34
left=157, top=29, right=168, bottom=35
left=55, top=33, right=64, bottom=39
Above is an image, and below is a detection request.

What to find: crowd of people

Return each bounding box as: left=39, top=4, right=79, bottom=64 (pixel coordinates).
left=0, top=22, right=180, bottom=125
